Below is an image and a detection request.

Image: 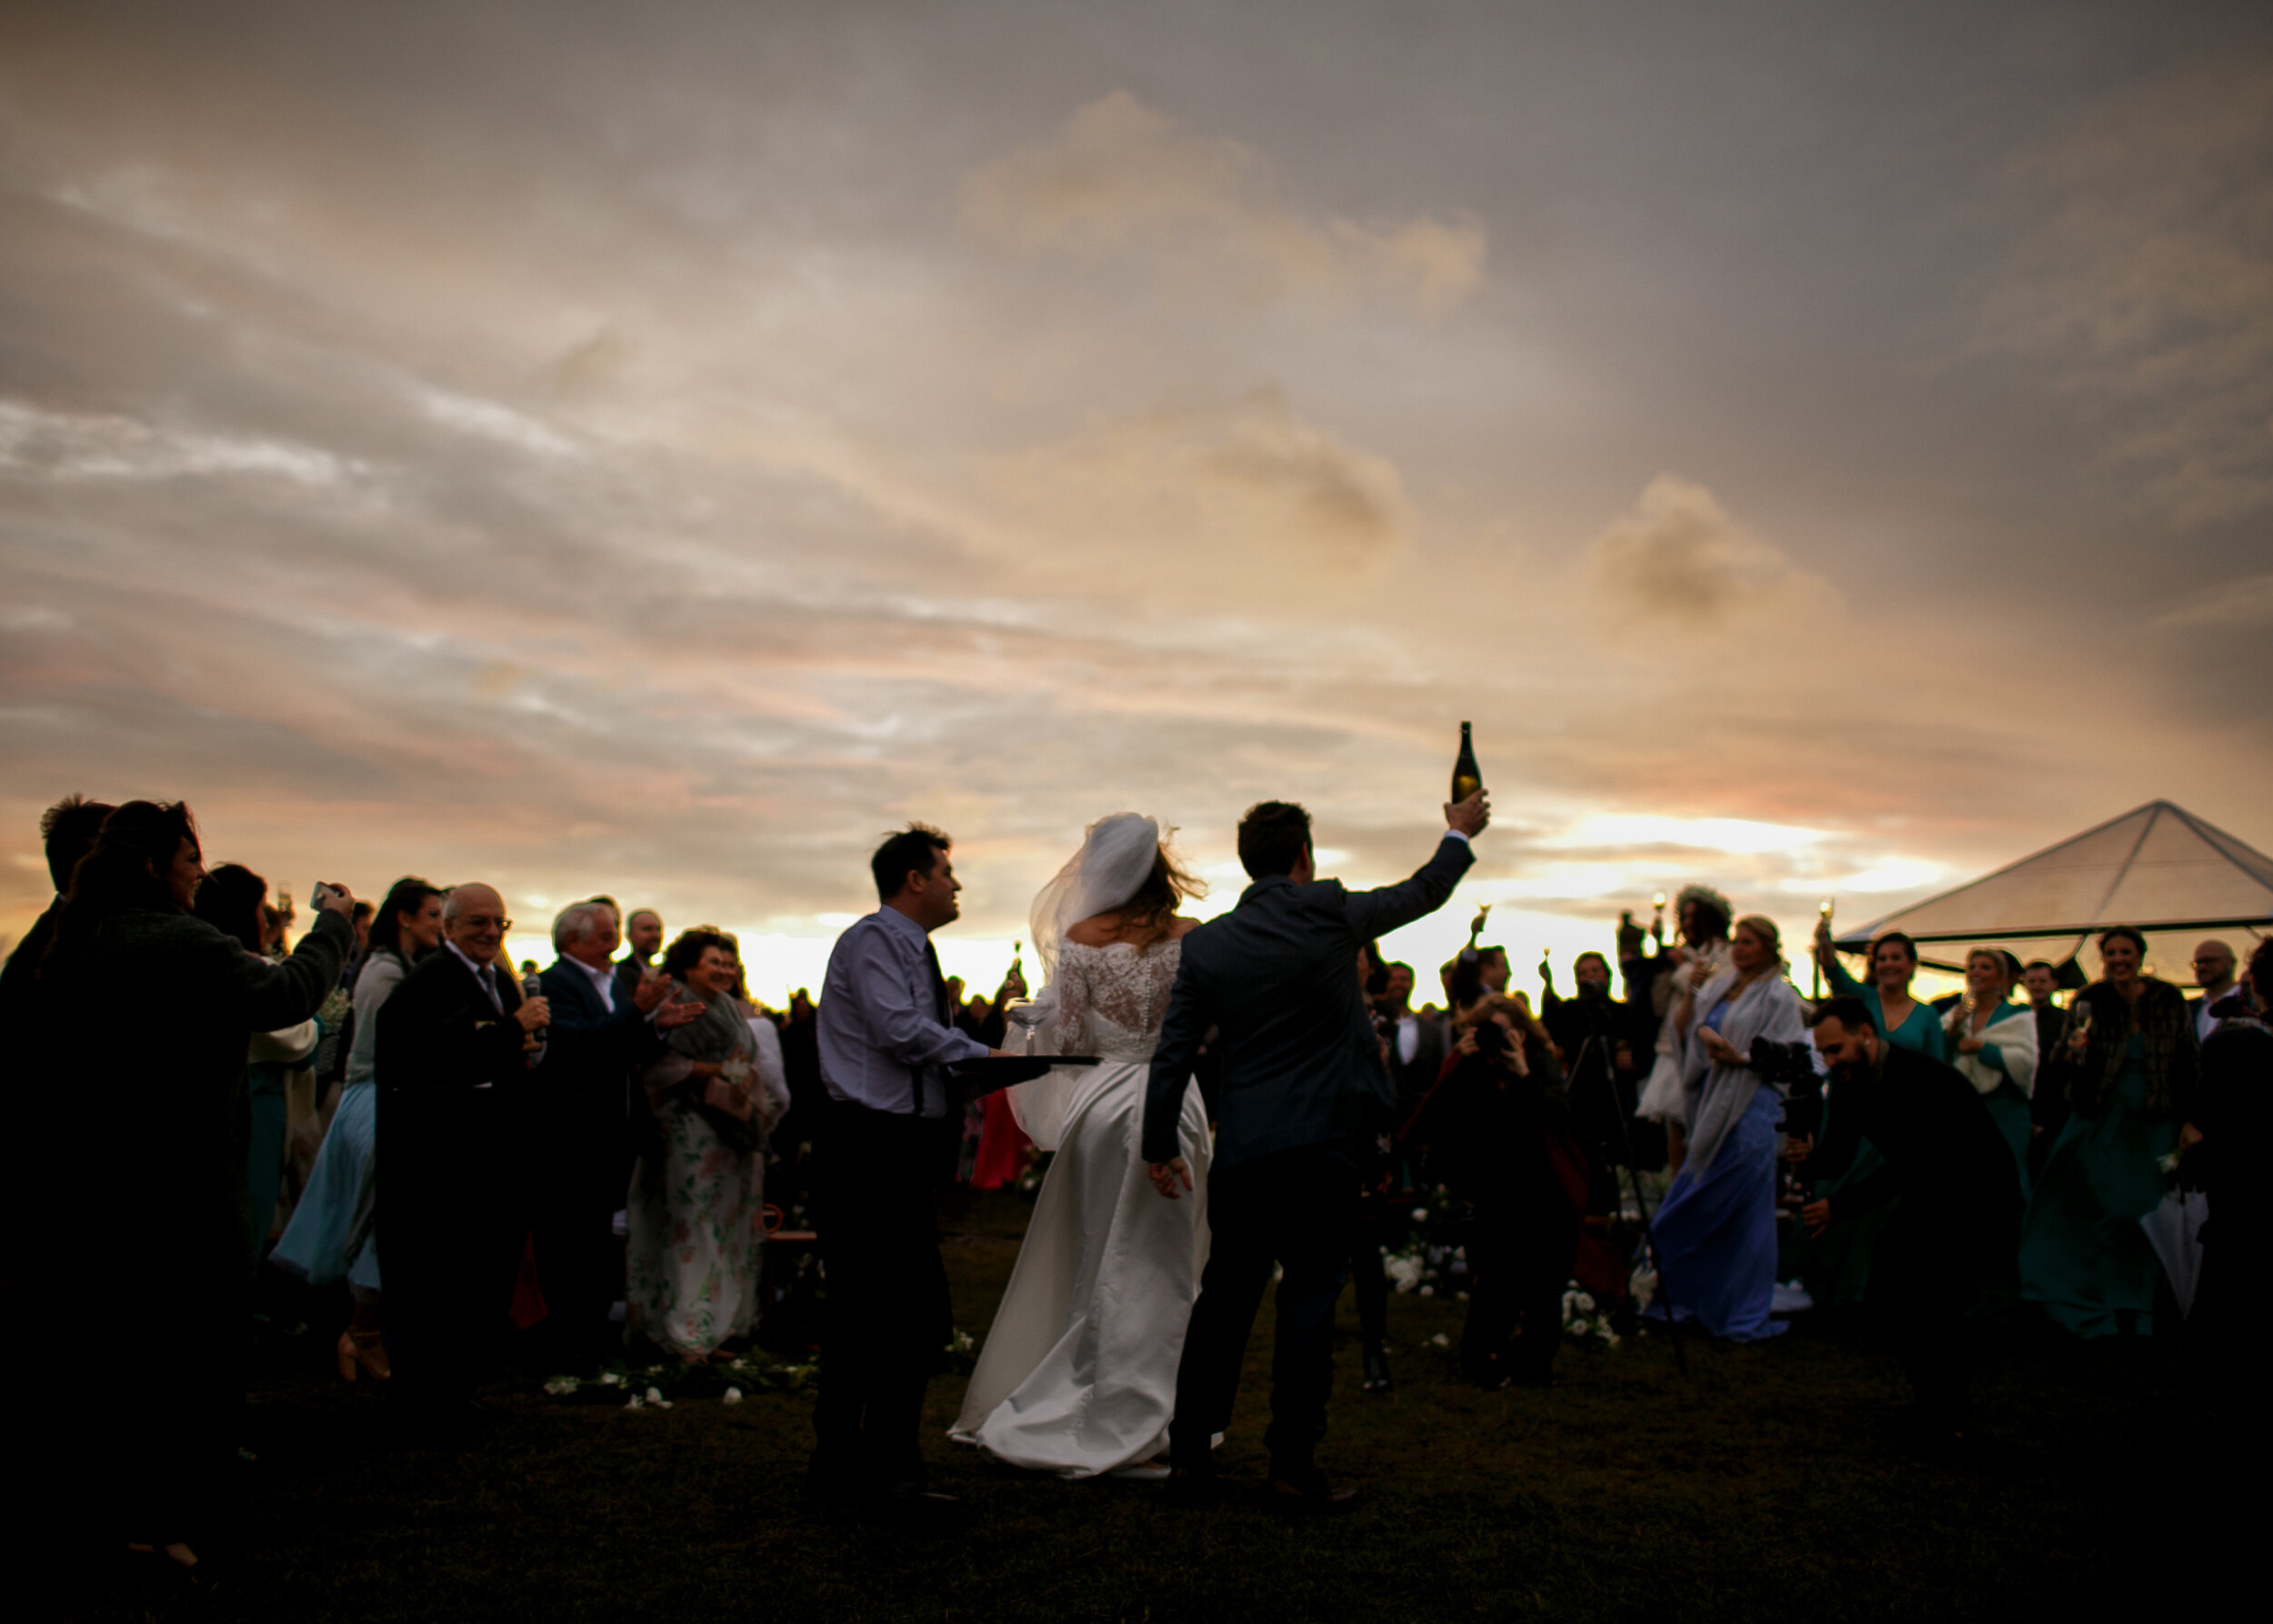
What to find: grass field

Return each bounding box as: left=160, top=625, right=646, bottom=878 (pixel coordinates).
left=87, top=1191, right=2203, bottom=1623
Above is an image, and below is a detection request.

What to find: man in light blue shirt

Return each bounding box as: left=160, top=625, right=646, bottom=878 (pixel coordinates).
left=809, top=823, right=1006, bottom=1512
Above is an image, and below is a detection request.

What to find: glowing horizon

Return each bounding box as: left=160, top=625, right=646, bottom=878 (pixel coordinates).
left=3, top=5, right=2267, bottom=1002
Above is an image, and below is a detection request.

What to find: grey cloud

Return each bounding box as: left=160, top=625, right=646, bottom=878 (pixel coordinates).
left=1585, top=475, right=1838, bottom=631
left=962, top=91, right=1487, bottom=316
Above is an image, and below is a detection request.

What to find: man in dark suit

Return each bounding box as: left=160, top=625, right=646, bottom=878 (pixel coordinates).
left=1375, top=960, right=1447, bottom=1131
left=1145, top=790, right=1487, bottom=1508
left=532, top=901, right=699, bottom=1370
left=1799, top=997, right=2022, bottom=1443
left=376, top=882, right=550, bottom=1424
left=614, top=907, right=665, bottom=1006
left=2020, top=960, right=2071, bottom=1178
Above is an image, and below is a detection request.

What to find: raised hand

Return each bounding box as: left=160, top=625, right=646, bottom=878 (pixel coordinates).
left=1445, top=790, right=1490, bottom=839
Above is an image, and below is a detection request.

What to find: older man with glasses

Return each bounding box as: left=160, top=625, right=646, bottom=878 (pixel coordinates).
left=375, top=884, right=551, bottom=1432
left=2188, top=941, right=2239, bottom=1043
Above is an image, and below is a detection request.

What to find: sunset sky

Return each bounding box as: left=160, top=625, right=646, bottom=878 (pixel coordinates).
left=3, top=2, right=2268, bottom=999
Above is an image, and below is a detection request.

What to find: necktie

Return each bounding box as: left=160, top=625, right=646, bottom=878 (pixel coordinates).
left=478, top=964, right=502, bottom=1013
left=926, top=941, right=950, bottom=1024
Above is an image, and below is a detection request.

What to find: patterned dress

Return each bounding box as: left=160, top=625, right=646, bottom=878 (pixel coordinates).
left=626, top=988, right=766, bottom=1357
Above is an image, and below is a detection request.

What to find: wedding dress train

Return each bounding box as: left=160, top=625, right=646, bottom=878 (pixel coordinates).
left=950, top=937, right=1211, bottom=1478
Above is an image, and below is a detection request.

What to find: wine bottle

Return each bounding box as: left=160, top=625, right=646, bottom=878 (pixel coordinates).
left=1450, top=721, right=1482, bottom=804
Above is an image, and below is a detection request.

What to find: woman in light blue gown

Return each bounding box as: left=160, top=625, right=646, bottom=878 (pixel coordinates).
left=271, top=877, right=446, bottom=1381
left=1647, top=917, right=1807, bottom=1341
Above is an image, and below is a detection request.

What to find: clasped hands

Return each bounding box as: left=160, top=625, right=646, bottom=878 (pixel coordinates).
left=1147, top=1158, right=1195, bottom=1200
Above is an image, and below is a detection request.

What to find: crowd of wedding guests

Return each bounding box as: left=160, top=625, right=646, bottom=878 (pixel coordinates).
left=1378, top=882, right=2262, bottom=1434
left=2, top=793, right=2261, bottom=1580
left=0, top=794, right=1036, bottom=1587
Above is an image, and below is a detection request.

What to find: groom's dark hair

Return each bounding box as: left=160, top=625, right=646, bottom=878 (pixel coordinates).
left=1237, top=801, right=1312, bottom=880
left=873, top=823, right=951, bottom=900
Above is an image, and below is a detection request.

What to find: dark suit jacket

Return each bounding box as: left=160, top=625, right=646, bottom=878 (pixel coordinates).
left=1383, top=1009, right=1448, bottom=1124
left=375, top=947, right=534, bottom=1095
left=1820, top=1043, right=2020, bottom=1221
left=1144, top=835, right=1475, bottom=1169
left=535, top=957, right=663, bottom=1183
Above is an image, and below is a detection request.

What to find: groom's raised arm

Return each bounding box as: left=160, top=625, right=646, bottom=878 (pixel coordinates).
left=1143, top=953, right=1215, bottom=1167
left=1345, top=833, right=1477, bottom=944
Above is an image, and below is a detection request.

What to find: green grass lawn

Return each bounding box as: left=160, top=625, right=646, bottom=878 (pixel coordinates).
left=124, top=1193, right=2201, bottom=1622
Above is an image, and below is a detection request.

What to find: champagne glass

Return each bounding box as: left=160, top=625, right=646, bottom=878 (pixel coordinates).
left=1003, top=997, right=1045, bottom=1057
left=1650, top=892, right=1667, bottom=948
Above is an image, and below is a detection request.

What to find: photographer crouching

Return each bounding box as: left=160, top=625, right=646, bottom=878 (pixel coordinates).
left=1793, top=997, right=2021, bottom=1445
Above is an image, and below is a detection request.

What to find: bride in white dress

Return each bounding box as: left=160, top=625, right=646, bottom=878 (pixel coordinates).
left=949, top=814, right=1213, bottom=1479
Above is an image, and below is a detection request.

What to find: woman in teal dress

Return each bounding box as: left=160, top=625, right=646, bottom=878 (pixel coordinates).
left=1789, top=927, right=1948, bottom=1305
left=1812, top=926, right=1948, bottom=1062
left=2020, top=926, right=2198, bottom=1337
left=1943, top=947, right=2041, bottom=1197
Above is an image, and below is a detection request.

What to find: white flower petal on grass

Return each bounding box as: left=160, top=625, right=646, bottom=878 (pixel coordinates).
left=599, top=1372, right=620, bottom=1386
left=1417, top=1285, right=1435, bottom=1298
left=626, top=1394, right=644, bottom=1409
left=723, top=1388, right=744, bottom=1405
left=1428, top=1332, right=1450, bottom=1348
left=646, top=1386, right=666, bottom=1403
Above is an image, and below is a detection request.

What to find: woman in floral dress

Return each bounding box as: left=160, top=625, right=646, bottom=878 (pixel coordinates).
left=626, top=928, right=776, bottom=1361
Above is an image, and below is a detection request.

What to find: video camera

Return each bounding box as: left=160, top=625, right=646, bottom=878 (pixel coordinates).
left=1750, top=1037, right=1824, bottom=1143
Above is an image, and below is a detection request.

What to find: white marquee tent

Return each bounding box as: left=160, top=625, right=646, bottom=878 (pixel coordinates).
left=1832, top=801, right=2273, bottom=986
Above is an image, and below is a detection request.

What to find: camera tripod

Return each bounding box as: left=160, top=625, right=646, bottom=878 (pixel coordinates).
left=1567, top=1030, right=1688, bottom=1374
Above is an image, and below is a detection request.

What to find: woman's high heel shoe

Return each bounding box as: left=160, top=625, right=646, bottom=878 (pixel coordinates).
left=336, top=1327, right=391, bottom=1382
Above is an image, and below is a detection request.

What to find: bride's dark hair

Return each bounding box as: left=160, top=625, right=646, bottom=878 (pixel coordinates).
left=1119, top=846, right=1205, bottom=931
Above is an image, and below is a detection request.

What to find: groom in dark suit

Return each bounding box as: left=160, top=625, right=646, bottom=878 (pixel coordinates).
left=1145, top=790, right=1487, bottom=1508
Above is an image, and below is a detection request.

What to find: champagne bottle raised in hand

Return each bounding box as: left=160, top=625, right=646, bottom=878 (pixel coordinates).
left=1451, top=720, right=1483, bottom=805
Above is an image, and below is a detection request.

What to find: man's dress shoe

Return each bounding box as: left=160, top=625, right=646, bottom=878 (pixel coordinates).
left=1264, top=1468, right=1361, bottom=1513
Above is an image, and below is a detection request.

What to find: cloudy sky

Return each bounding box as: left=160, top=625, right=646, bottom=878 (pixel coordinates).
left=3, top=1, right=2268, bottom=996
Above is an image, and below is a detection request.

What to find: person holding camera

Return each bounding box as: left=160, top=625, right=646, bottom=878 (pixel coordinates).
left=37, top=802, right=354, bottom=1583
left=1798, top=997, right=2021, bottom=1442
left=1406, top=993, right=1576, bottom=1387
left=1644, top=916, right=1806, bottom=1341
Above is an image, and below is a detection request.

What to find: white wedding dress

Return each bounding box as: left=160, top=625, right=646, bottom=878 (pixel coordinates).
left=949, top=937, right=1212, bottom=1478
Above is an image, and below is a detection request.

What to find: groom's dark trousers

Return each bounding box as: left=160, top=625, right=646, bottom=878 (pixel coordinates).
left=1168, top=1141, right=1360, bottom=1476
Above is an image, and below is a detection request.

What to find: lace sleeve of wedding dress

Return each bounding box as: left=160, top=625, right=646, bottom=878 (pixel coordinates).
left=1008, top=947, right=1086, bottom=1153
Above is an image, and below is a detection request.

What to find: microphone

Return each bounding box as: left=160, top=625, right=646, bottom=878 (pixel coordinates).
left=523, top=970, right=549, bottom=1045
